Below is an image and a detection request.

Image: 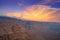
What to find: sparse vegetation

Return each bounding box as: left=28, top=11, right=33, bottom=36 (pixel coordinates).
left=0, top=16, right=60, bottom=40
left=0, top=16, right=34, bottom=40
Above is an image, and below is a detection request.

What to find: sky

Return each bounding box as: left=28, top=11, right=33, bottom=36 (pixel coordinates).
left=0, top=0, right=60, bottom=22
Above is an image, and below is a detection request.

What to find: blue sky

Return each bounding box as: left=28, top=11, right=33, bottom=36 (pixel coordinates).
left=0, top=0, right=60, bottom=16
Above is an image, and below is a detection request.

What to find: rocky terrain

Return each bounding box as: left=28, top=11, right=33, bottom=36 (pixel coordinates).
left=0, top=16, right=34, bottom=40
left=0, top=16, right=60, bottom=40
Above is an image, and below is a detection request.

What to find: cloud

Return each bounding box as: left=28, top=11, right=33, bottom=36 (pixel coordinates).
left=17, top=0, right=60, bottom=8
left=39, top=0, right=60, bottom=4
left=17, top=0, right=25, bottom=7
left=6, top=5, right=60, bottom=22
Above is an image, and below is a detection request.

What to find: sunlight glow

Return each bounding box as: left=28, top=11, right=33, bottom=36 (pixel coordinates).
left=6, top=5, right=60, bottom=22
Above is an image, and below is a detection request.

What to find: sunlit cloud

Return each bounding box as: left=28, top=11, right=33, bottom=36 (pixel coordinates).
left=6, top=5, right=60, bottom=22
left=17, top=0, right=60, bottom=8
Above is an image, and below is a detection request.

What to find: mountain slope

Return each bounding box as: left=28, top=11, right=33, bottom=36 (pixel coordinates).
left=0, top=16, right=60, bottom=40
left=0, top=16, right=34, bottom=40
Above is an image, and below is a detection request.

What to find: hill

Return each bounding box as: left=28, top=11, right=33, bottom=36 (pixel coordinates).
left=0, top=16, right=60, bottom=40
left=0, top=16, right=34, bottom=40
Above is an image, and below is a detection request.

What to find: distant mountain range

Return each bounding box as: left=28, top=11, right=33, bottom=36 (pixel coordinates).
left=0, top=16, right=60, bottom=40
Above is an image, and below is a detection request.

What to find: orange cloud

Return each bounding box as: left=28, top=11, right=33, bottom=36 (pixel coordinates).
left=6, top=12, right=21, bottom=18
left=6, top=5, right=60, bottom=22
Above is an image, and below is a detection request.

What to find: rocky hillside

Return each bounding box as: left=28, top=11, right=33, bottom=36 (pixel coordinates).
left=0, top=16, right=60, bottom=40
left=0, top=16, right=34, bottom=40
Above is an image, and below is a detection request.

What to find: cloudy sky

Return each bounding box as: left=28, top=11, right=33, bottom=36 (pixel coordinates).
left=0, top=0, right=60, bottom=22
